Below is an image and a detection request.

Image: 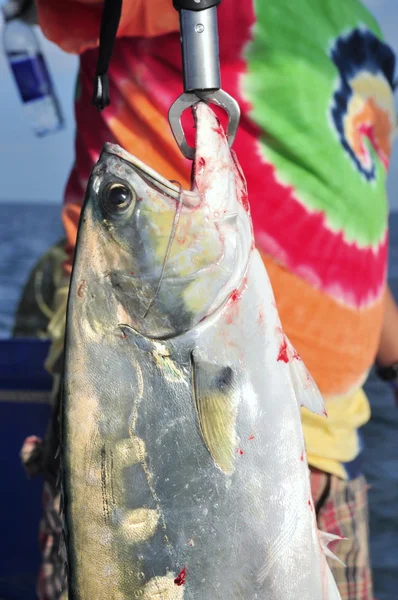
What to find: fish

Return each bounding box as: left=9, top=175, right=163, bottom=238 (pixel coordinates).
left=62, top=101, right=342, bottom=599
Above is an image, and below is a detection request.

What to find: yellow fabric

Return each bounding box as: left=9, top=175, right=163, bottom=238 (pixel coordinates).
left=302, top=388, right=371, bottom=479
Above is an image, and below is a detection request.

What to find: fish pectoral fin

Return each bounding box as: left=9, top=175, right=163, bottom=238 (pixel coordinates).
left=285, top=336, right=327, bottom=417
left=320, top=530, right=347, bottom=567
left=191, top=351, right=239, bottom=475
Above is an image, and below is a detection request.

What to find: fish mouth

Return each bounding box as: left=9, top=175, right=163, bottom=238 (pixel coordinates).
left=102, top=143, right=201, bottom=208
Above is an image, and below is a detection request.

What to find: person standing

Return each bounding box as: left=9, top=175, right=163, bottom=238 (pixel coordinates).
left=27, top=1, right=398, bottom=598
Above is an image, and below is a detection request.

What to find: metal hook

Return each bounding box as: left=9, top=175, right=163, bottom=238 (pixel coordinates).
left=168, top=89, right=240, bottom=160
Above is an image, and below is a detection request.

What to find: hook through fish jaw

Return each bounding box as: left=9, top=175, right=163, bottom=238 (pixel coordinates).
left=170, top=1, right=241, bottom=159
left=168, top=90, right=241, bottom=160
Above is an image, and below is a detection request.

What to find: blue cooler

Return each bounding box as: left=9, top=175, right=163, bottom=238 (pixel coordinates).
left=0, top=339, right=52, bottom=600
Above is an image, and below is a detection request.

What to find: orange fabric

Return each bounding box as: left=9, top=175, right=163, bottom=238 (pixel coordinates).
left=107, top=79, right=190, bottom=180
left=260, top=252, right=385, bottom=397
left=36, top=0, right=179, bottom=54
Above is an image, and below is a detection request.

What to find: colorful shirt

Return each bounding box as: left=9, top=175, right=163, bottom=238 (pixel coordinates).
left=37, top=0, right=396, bottom=478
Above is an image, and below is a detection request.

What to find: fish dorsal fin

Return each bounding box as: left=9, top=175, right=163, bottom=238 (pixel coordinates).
left=320, top=530, right=346, bottom=566
left=191, top=351, right=239, bottom=475
left=284, top=336, right=327, bottom=417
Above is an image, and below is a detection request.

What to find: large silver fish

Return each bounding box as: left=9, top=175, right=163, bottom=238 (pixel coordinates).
left=62, top=102, right=342, bottom=599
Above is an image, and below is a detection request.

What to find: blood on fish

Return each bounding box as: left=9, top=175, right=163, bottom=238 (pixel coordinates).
left=308, top=499, right=313, bottom=512
left=120, top=333, right=127, bottom=340
left=258, top=310, right=264, bottom=325
left=231, top=278, right=247, bottom=302
left=225, top=290, right=241, bottom=324
left=300, top=450, right=304, bottom=461
left=225, top=314, right=234, bottom=325
left=198, top=157, right=206, bottom=169
left=212, top=119, right=223, bottom=136
left=230, top=289, right=240, bottom=303
left=236, top=448, right=244, bottom=455
left=241, top=192, right=250, bottom=212
left=277, top=337, right=289, bottom=363
left=248, top=435, right=255, bottom=441
left=291, top=348, right=301, bottom=361
left=226, top=279, right=248, bottom=324
left=174, top=567, right=187, bottom=586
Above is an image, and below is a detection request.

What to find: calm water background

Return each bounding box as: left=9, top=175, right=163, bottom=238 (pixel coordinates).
left=0, top=203, right=397, bottom=599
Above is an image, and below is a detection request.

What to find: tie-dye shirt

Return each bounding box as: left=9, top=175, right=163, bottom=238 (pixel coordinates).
left=37, top=0, right=396, bottom=478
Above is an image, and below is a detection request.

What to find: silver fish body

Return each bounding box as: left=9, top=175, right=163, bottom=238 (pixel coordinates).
left=62, top=103, right=341, bottom=599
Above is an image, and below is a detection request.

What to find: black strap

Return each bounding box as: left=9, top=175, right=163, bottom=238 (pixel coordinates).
left=92, top=0, right=123, bottom=111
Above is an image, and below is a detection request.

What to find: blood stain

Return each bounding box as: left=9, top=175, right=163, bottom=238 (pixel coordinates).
left=291, top=348, right=301, bottom=360
left=241, top=192, right=250, bottom=211
left=300, top=451, right=304, bottom=461
left=230, top=289, right=240, bottom=303
left=198, top=157, right=206, bottom=169
left=226, top=279, right=247, bottom=324
left=236, top=448, right=244, bottom=455
left=212, top=119, right=223, bottom=136
left=248, top=435, right=255, bottom=441
left=277, top=337, right=289, bottom=363
left=174, top=567, right=187, bottom=586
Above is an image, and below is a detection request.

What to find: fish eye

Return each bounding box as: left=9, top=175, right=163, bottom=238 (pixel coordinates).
left=102, top=182, right=135, bottom=215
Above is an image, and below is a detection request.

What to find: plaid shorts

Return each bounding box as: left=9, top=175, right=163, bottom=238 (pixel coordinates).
left=20, top=436, right=67, bottom=600
left=37, top=482, right=67, bottom=600
left=310, top=469, right=373, bottom=600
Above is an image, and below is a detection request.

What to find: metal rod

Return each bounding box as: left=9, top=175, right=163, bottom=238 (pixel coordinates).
left=180, top=7, right=220, bottom=92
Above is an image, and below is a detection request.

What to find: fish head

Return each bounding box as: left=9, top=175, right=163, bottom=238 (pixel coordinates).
left=74, top=102, right=252, bottom=339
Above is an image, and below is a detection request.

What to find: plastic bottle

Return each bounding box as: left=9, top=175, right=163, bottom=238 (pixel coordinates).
left=2, top=1, right=64, bottom=137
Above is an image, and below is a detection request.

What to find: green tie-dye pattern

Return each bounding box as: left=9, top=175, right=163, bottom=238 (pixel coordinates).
left=243, top=0, right=390, bottom=248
